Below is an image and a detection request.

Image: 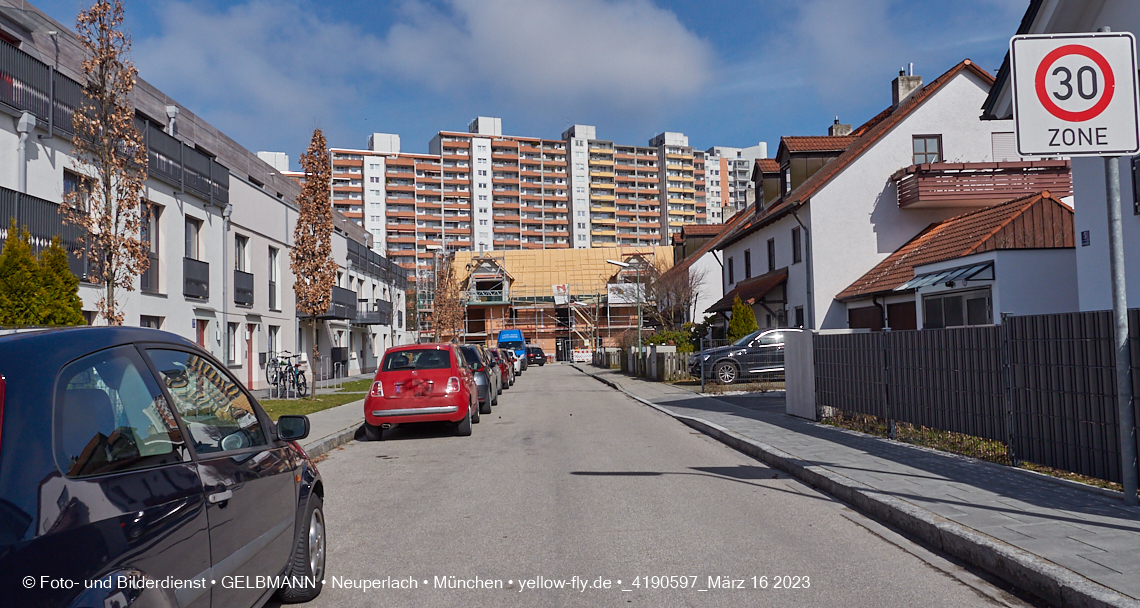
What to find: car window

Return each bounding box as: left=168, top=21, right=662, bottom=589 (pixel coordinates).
left=146, top=349, right=267, bottom=455
left=382, top=349, right=452, bottom=371
left=54, top=345, right=187, bottom=478
left=758, top=332, right=783, bottom=345
left=459, top=347, right=481, bottom=367
left=732, top=330, right=763, bottom=347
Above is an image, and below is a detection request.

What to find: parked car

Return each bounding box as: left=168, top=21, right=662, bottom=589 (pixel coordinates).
left=526, top=345, right=546, bottom=366
left=0, top=326, right=324, bottom=607
left=457, top=345, right=498, bottom=414
left=364, top=343, right=479, bottom=440
left=497, top=329, right=528, bottom=372
left=688, top=328, right=800, bottom=384
left=489, top=347, right=514, bottom=388
left=506, top=349, right=523, bottom=375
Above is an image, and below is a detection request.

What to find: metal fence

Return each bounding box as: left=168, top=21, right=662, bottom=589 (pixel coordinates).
left=814, top=310, right=1140, bottom=484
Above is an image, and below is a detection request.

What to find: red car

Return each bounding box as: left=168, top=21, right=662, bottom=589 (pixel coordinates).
left=364, top=343, right=479, bottom=440
left=489, top=347, right=513, bottom=389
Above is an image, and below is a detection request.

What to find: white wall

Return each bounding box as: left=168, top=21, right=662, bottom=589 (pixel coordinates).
left=1073, top=156, right=1140, bottom=311
left=719, top=207, right=811, bottom=326
left=470, top=137, right=493, bottom=252
left=690, top=250, right=723, bottom=322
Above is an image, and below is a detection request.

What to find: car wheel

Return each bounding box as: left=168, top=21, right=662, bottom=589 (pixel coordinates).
left=276, top=495, right=325, bottom=603
left=491, top=393, right=499, bottom=406
left=364, top=422, right=383, bottom=441
left=714, top=361, right=738, bottom=385
left=456, top=404, right=473, bottom=436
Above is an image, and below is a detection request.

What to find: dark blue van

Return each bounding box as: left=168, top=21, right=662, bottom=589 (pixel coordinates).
left=496, top=329, right=527, bottom=372
left=0, top=327, right=325, bottom=608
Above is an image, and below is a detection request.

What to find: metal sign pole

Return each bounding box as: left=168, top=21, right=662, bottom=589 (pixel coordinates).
left=1105, top=155, right=1138, bottom=506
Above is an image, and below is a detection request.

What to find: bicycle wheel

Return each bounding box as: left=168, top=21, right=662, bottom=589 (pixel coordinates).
left=296, top=371, right=308, bottom=397
left=266, top=358, right=279, bottom=386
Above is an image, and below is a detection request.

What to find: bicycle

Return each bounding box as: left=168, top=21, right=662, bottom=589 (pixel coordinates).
left=266, top=351, right=282, bottom=387
left=279, top=353, right=308, bottom=398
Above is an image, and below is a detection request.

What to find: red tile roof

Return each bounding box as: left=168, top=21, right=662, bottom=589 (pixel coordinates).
left=835, top=192, right=1074, bottom=301
left=781, top=135, right=859, bottom=153
left=710, top=59, right=995, bottom=253
left=755, top=158, right=780, bottom=174
left=681, top=224, right=728, bottom=237
left=707, top=268, right=789, bottom=314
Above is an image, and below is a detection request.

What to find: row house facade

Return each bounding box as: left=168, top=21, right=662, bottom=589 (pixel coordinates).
left=0, top=1, right=409, bottom=388
left=692, top=59, right=1076, bottom=332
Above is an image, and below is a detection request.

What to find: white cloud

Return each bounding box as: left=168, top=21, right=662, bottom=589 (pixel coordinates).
left=380, top=0, right=713, bottom=107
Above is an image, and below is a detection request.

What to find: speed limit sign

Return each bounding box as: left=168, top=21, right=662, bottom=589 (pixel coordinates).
left=1011, top=33, right=1139, bottom=156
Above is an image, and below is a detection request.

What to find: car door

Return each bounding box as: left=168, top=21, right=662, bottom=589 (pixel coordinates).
left=42, top=344, right=212, bottom=608
left=144, top=347, right=298, bottom=608
left=750, top=332, right=784, bottom=373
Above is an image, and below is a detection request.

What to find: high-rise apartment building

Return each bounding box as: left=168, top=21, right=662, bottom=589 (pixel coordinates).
left=704, top=142, right=769, bottom=222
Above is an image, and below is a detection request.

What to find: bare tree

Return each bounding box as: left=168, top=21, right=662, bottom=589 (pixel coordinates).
left=290, top=128, right=338, bottom=384
left=61, top=0, right=147, bottom=325
left=643, top=259, right=706, bottom=331
left=432, top=255, right=465, bottom=342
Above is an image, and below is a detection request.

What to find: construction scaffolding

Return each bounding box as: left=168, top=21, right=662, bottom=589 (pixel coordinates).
left=453, top=247, right=673, bottom=359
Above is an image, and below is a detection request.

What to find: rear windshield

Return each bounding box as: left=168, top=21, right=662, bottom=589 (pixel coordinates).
left=458, top=347, right=482, bottom=367
left=382, top=349, right=452, bottom=371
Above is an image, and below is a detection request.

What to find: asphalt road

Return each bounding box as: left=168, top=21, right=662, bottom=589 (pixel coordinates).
left=282, top=364, right=1036, bottom=608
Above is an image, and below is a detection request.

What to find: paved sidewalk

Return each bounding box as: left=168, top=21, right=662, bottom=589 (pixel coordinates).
left=299, top=397, right=366, bottom=459
left=575, top=365, right=1140, bottom=608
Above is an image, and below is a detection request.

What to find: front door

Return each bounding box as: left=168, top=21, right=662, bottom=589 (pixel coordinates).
left=196, top=320, right=207, bottom=348
left=145, top=347, right=297, bottom=608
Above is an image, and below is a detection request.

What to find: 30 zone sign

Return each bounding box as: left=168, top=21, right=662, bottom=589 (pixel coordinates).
left=1011, top=33, right=1139, bottom=156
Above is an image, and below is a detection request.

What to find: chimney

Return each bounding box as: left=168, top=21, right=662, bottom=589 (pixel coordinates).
left=828, top=117, right=852, bottom=137
left=892, top=66, right=922, bottom=108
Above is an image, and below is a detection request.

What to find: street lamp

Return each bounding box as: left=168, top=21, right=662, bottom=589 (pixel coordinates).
left=607, top=259, right=641, bottom=371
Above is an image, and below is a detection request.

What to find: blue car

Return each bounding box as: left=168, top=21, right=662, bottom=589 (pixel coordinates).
left=0, top=327, right=325, bottom=607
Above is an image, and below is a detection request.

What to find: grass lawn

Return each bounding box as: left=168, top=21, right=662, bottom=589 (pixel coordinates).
left=259, top=390, right=366, bottom=420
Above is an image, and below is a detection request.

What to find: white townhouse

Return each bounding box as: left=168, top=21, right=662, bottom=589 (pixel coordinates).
left=981, top=0, right=1140, bottom=312
left=704, top=60, right=1065, bottom=331
left=0, top=1, right=306, bottom=389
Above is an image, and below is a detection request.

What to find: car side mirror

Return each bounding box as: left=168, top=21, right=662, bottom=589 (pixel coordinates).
left=277, top=415, right=310, bottom=441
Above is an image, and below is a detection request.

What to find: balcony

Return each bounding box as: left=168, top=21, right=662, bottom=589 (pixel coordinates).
left=234, top=269, right=254, bottom=306
left=466, top=289, right=510, bottom=305
left=892, top=160, right=1072, bottom=209
left=314, top=286, right=358, bottom=320
left=183, top=257, right=210, bottom=299
left=354, top=299, right=393, bottom=325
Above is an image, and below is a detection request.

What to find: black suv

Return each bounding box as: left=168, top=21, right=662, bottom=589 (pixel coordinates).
left=0, top=327, right=325, bottom=607
left=526, top=346, right=546, bottom=366
left=688, top=328, right=799, bottom=384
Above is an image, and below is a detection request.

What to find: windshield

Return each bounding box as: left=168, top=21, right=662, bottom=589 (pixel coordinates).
left=458, top=347, right=482, bottom=367
left=731, top=330, right=763, bottom=347
left=498, top=340, right=524, bottom=351
left=382, top=349, right=451, bottom=371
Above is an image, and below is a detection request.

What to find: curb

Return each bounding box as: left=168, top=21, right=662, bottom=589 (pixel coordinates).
left=572, top=364, right=1139, bottom=608
left=303, top=421, right=363, bottom=459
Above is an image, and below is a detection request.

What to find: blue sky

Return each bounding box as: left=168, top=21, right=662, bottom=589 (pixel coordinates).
left=35, top=0, right=1027, bottom=169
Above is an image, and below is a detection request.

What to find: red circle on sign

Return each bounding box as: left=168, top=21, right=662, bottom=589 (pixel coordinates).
left=1035, top=44, right=1115, bottom=122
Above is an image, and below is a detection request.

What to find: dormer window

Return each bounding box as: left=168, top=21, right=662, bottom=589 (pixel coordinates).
left=782, top=166, right=791, bottom=194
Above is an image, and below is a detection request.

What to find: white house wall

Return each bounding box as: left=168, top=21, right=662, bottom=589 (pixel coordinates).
left=809, top=70, right=1014, bottom=329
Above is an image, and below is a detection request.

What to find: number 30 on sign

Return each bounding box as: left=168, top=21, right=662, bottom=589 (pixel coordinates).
left=1010, top=33, right=1140, bottom=156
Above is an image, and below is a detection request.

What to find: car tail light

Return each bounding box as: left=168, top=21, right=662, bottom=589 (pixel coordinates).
left=444, top=376, right=461, bottom=394
left=370, top=381, right=384, bottom=397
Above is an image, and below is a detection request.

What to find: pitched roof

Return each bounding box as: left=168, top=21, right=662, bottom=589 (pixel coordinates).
left=658, top=204, right=754, bottom=283
left=755, top=158, right=780, bottom=174
left=710, top=59, right=996, bottom=252
left=781, top=136, right=859, bottom=154
left=681, top=224, right=727, bottom=237
left=707, top=268, right=789, bottom=314
left=835, top=192, right=1074, bottom=301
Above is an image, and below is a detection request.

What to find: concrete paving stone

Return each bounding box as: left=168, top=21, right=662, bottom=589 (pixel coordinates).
left=1069, top=532, right=1140, bottom=552
left=1042, top=552, right=1126, bottom=578
left=1076, top=548, right=1140, bottom=574
left=1078, top=573, right=1140, bottom=600
left=1003, top=521, right=1094, bottom=539
left=944, top=511, right=1030, bottom=530
left=1011, top=535, right=1113, bottom=561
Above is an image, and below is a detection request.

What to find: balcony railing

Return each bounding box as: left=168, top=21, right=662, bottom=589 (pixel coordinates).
left=0, top=187, right=89, bottom=279
left=465, top=289, right=510, bottom=305
left=183, top=257, right=210, bottom=299
left=354, top=299, right=393, bottom=325
left=234, top=269, right=254, bottom=306
left=313, top=285, right=358, bottom=320
left=892, top=160, right=1072, bottom=209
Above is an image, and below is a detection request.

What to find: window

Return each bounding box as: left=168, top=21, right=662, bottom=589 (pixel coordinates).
left=792, top=227, right=802, bottom=264
left=913, top=135, right=943, bottom=164
left=369, top=176, right=380, bottom=183
left=54, top=345, right=187, bottom=478
left=923, top=288, right=991, bottom=329
left=479, top=219, right=488, bottom=226
left=146, top=348, right=267, bottom=454
left=140, top=315, right=163, bottom=329
left=783, top=166, right=791, bottom=194
left=227, top=322, right=239, bottom=363
left=141, top=204, right=161, bottom=293
left=185, top=217, right=201, bottom=260
left=727, top=257, right=735, bottom=284
left=794, top=306, right=804, bottom=328
left=268, top=247, right=279, bottom=311
left=479, top=195, right=488, bottom=201
left=268, top=325, right=279, bottom=356
left=767, top=238, right=776, bottom=272
left=744, top=249, right=752, bottom=279
left=479, top=183, right=487, bottom=189
left=234, top=235, right=249, bottom=271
